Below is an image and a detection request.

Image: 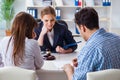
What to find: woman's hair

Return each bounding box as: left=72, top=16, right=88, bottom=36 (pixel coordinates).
left=75, top=7, right=99, bottom=30
left=41, top=6, right=56, bottom=18
left=7, top=12, right=37, bottom=66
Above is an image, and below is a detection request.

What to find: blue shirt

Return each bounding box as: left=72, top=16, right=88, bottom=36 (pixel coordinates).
left=73, top=28, right=120, bottom=80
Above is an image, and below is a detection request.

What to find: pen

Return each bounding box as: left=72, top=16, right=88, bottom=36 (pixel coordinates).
left=63, top=41, right=82, bottom=49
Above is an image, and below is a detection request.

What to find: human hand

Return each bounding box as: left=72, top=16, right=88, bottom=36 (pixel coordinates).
left=56, top=46, right=66, bottom=53
left=38, top=26, right=48, bottom=46
left=63, top=64, right=74, bottom=72
left=72, top=58, right=78, bottom=67
left=63, top=64, right=74, bottom=80
left=41, top=25, right=48, bottom=35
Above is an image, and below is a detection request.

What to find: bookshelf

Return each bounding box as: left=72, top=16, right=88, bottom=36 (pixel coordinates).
left=26, top=0, right=111, bottom=36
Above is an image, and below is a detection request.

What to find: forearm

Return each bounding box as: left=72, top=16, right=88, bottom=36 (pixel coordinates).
left=38, top=33, right=44, bottom=46
left=66, top=71, right=73, bottom=80
left=63, top=64, right=74, bottom=80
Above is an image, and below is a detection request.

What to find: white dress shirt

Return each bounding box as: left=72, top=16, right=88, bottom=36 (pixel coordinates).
left=47, top=29, right=54, bottom=46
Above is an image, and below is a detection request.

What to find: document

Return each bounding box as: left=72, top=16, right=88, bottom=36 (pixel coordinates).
left=53, top=61, right=72, bottom=69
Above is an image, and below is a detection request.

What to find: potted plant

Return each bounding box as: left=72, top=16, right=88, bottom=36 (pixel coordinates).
left=0, top=0, right=15, bottom=36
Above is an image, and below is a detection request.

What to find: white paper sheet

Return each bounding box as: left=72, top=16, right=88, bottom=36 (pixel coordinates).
left=53, top=61, right=72, bottom=69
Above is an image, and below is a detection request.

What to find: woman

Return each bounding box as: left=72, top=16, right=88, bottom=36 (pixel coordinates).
left=0, top=12, right=44, bottom=70
left=34, top=6, right=77, bottom=53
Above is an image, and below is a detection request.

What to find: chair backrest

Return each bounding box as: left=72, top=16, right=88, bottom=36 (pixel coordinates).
left=87, top=69, right=120, bottom=80
left=56, top=19, right=68, bottom=29
left=0, top=66, right=36, bottom=80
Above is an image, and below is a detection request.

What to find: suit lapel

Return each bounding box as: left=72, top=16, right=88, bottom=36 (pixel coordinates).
left=53, top=27, right=59, bottom=47
left=44, top=34, right=52, bottom=47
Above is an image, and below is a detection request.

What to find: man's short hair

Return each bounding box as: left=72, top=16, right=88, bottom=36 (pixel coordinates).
left=75, top=7, right=99, bottom=30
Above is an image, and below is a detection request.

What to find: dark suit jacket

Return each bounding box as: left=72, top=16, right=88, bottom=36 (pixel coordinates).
left=34, top=21, right=77, bottom=52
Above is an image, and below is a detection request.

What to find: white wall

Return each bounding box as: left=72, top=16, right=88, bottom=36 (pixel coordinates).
left=1, top=0, right=120, bottom=34
left=111, top=0, right=120, bottom=28
left=110, top=0, right=120, bottom=34
left=14, top=0, right=26, bottom=15
left=14, top=0, right=120, bottom=33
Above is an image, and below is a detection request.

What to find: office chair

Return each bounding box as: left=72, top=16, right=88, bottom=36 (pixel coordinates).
left=87, top=69, right=120, bottom=80
left=56, top=19, right=68, bottom=29
left=0, top=66, right=36, bottom=80
left=36, top=19, right=41, bottom=23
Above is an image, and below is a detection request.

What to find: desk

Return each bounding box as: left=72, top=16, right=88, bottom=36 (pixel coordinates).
left=36, top=52, right=79, bottom=80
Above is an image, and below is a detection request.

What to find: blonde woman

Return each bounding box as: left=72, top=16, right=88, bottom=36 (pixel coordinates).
left=34, top=6, right=77, bottom=53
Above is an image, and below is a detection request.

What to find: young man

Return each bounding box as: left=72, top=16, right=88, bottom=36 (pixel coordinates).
left=63, top=7, right=120, bottom=80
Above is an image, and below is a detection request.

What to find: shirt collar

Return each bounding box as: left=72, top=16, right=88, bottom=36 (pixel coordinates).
left=47, top=29, right=54, bottom=35
left=86, top=28, right=106, bottom=44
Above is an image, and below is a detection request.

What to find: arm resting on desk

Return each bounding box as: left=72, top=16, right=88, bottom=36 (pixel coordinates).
left=63, top=64, right=74, bottom=80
